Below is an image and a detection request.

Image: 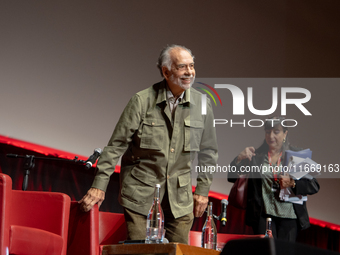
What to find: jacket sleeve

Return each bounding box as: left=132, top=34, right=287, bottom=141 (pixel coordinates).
left=92, top=94, right=143, bottom=192
left=294, top=177, right=320, bottom=196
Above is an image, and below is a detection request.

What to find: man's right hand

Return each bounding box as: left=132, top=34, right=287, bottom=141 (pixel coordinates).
left=79, top=187, right=105, bottom=212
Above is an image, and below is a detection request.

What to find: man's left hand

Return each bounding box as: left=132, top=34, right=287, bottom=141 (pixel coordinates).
left=193, top=194, right=208, bottom=217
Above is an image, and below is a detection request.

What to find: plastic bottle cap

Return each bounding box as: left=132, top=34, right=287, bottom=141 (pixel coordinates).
left=155, top=184, right=161, bottom=188
left=266, top=218, right=272, bottom=221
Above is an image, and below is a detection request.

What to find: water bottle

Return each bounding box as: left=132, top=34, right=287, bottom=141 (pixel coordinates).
left=145, top=184, right=164, bottom=244
left=265, top=217, right=273, bottom=238
left=201, top=202, right=217, bottom=249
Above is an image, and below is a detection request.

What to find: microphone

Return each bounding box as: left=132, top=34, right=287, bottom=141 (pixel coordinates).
left=85, top=148, right=102, bottom=169
left=220, top=199, right=228, bottom=226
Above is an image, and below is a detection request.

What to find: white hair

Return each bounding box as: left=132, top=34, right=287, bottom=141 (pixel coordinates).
left=156, top=44, right=194, bottom=77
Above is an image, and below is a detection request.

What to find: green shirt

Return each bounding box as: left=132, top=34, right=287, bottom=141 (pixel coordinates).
left=92, top=80, right=218, bottom=218
left=261, top=155, right=297, bottom=219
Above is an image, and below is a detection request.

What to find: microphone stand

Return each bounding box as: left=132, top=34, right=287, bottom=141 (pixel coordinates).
left=213, top=214, right=220, bottom=221
left=6, top=154, right=86, bottom=191
left=204, top=210, right=225, bottom=226
left=204, top=210, right=221, bottom=222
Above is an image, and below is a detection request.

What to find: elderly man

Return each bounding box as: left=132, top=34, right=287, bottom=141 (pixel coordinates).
left=79, top=44, right=218, bottom=244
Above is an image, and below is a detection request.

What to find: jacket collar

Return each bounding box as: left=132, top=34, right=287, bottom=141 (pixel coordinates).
left=156, top=79, right=195, bottom=106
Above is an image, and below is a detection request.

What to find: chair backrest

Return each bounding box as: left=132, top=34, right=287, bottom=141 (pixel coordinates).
left=67, top=201, right=127, bottom=255
left=10, top=190, right=71, bottom=255
left=0, top=173, right=71, bottom=255
left=189, top=230, right=202, bottom=247
left=68, top=202, right=99, bottom=255
left=0, top=173, right=12, bottom=255
left=10, top=190, right=70, bottom=236
left=99, top=211, right=126, bottom=245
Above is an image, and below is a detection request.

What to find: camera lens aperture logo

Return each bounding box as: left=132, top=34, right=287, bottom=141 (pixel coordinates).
left=195, top=82, right=222, bottom=115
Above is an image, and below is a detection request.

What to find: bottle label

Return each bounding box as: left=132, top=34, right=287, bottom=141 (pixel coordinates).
left=204, top=243, right=215, bottom=249
left=202, top=230, right=217, bottom=249
left=265, top=230, right=273, bottom=238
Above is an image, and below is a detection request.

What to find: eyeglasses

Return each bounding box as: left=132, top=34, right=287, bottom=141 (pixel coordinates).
left=173, top=63, right=195, bottom=71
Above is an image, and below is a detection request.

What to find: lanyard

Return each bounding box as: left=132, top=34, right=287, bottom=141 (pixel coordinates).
left=268, top=151, right=282, bottom=182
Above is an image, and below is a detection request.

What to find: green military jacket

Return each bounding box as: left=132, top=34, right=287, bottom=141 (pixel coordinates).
left=92, top=80, right=218, bottom=218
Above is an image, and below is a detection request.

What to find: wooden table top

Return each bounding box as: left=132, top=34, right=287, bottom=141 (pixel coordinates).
left=102, top=242, right=221, bottom=255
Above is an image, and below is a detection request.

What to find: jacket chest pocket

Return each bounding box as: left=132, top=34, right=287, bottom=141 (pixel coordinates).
left=184, top=118, right=204, bottom=151
left=140, top=119, right=165, bottom=150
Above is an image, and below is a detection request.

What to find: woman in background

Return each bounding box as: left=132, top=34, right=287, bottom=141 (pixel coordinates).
left=228, top=117, right=319, bottom=241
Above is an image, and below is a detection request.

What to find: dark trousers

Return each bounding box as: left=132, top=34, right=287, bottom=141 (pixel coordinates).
left=123, top=190, right=194, bottom=244
left=252, top=214, right=298, bottom=242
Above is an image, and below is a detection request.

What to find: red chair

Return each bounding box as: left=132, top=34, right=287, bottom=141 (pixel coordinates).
left=0, top=173, right=12, bottom=255
left=189, top=230, right=264, bottom=249
left=0, top=173, right=71, bottom=255
left=67, top=201, right=127, bottom=255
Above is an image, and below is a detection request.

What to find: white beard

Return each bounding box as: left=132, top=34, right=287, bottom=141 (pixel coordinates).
left=170, top=74, right=195, bottom=91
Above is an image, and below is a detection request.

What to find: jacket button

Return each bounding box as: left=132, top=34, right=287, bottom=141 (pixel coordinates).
left=170, top=148, right=175, bottom=153
left=167, top=175, right=170, bottom=179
